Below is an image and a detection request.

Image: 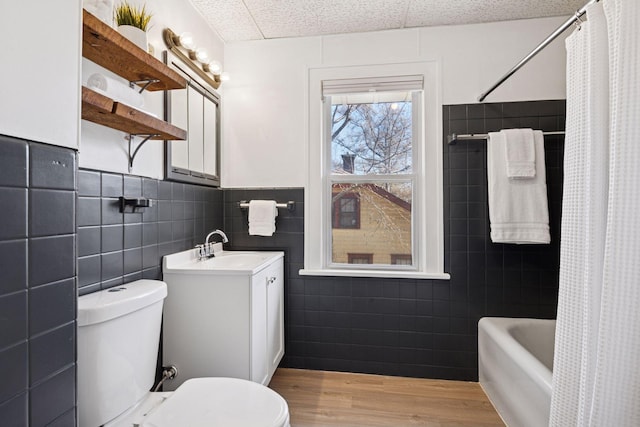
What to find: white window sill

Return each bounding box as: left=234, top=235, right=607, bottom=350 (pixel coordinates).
left=299, top=269, right=451, bottom=280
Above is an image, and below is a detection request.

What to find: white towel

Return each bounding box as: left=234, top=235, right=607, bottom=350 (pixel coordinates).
left=87, top=73, right=145, bottom=109
left=503, top=128, right=536, bottom=178
left=248, top=200, right=278, bottom=236
left=487, top=130, right=550, bottom=244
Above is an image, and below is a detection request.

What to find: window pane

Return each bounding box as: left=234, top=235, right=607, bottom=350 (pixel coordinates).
left=391, top=254, right=412, bottom=265
left=330, top=91, right=413, bottom=175
left=348, top=253, right=373, bottom=264
left=331, top=182, right=412, bottom=266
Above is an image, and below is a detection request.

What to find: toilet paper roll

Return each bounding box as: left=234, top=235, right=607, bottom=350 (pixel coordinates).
left=87, top=73, right=145, bottom=108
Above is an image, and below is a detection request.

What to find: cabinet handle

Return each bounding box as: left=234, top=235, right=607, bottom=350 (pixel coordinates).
left=267, top=277, right=276, bottom=285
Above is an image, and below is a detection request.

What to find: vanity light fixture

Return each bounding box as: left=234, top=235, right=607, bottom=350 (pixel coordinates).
left=205, top=60, right=222, bottom=74
left=163, top=28, right=227, bottom=90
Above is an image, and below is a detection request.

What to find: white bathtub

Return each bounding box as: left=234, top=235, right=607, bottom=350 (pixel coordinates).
left=478, top=317, right=556, bottom=427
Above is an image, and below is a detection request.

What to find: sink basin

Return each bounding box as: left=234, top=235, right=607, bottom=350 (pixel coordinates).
left=163, top=249, right=284, bottom=275
left=201, top=253, right=275, bottom=269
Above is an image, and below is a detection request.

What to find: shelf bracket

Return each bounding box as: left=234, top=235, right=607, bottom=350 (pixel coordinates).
left=130, top=79, right=161, bottom=93
left=128, top=133, right=160, bottom=172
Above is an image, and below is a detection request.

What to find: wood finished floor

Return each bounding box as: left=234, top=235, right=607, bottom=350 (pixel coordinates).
left=269, top=368, right=504, bottom=427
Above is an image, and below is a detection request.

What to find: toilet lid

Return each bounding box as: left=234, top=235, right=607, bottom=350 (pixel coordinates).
left=140, top=378, right=289, bottom=427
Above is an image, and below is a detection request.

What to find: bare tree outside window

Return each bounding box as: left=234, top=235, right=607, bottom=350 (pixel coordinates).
left=331, top=101, right=413, bottom=175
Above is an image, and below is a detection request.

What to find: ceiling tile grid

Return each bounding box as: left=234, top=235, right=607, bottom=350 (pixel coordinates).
left=405, top=0, right=586, bottom=28
left=190, top=0, right=589, bottom=42
left=190, top=0, right=263, bottom=41
left=243, top=0, right=410, bottom=39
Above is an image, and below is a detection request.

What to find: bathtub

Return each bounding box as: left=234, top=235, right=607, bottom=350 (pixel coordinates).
left=478, top=317, right=556, bottom=427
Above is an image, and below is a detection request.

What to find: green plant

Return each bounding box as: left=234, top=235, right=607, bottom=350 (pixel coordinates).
left=114, top=2, right=152, bottom=31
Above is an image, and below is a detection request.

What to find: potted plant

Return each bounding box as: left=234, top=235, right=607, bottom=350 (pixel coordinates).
left=114, top=1, right=152, bottom=51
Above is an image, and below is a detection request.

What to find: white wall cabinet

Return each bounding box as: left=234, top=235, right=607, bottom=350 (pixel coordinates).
left=162, top=253, right=285, bottom=390
left=0, top=0, right=81, bottom=149
left=166, top=52, right=221, bottom=186
left=169, top=86, right=190, bottom=170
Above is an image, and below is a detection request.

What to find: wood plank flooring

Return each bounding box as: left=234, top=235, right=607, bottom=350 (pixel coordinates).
left=269, top=368, right=504, bottom=427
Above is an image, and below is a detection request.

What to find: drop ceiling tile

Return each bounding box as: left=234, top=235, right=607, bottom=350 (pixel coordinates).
left=191, top=0, right=589, bottom=42
left=243, top=0, right=410, bottom=39
left=190, top=0, right=264, bottom=41
left=405, top=0, right=586, bottom=28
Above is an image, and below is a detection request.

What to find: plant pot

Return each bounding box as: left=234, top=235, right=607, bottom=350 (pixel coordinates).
left=117, top=25, right=148, bottom=51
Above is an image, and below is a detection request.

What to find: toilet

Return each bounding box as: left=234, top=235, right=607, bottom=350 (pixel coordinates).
left=77, top=279, right=290, bottom=427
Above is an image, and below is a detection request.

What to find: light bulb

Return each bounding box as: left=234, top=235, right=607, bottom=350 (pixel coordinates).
left=208, top=60, right=222, bottom=75
left=195, top=48, right=209, bottom=63
left=220, top=72, right=230, bottom=82
left=178, top=32, right=195, bottom=50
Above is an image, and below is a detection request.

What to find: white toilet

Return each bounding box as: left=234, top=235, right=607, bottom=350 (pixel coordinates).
left=77, top=279, right=290, bottom=427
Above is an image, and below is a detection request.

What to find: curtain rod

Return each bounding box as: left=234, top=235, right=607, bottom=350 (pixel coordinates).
left=477, top=0, right=599, bottom=102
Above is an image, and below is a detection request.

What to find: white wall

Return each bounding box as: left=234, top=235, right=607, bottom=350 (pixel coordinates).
left=79, top=0, right=225, bottom=178
left=223, top=16, right=570, bottom=188
left=0, top=1, right=82, bottom=149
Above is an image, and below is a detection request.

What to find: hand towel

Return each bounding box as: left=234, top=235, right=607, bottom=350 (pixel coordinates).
left=248, top=200, right=278, bottom=236
left=87, top=73, right=145, bottom=108
left=487, top=130, right=550, bottom=244
left=503, top=128, right=536, bottom=178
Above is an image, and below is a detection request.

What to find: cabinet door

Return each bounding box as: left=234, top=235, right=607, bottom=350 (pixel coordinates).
left=187, top=86, right=205, bottom=176
left=266, top=258, right=285, bottom=381
left=169, top=88, right=189, bottom=172
left=203, top=96, right=218, bottom=178
left=251, top=268, right=269, bottom=385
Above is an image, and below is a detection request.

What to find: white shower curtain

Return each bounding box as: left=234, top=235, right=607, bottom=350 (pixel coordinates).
left=550, top=0, right=640, bottom=425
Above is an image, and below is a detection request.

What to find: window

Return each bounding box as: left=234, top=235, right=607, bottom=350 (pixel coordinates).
left=303, top=62, right=448, bottom=279
left=333, top=191, right=360, bottom=229
left=391, top=254, right=413, bottom=265
left=328, top=86, right=416, bottom=268
left=348, top=253, right=373, bottom=264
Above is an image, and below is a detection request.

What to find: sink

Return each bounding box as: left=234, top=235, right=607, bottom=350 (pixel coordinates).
left=201, top=253, right=274, bottom=269
left=163, top=248, right=284, bottom=275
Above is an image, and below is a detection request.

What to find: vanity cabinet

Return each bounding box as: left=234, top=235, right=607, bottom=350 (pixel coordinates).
left=251, top=258, right=285, bottom=385
left=162, top=252, right=284, bottom=390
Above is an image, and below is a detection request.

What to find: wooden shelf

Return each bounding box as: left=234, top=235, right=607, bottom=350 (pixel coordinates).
left=82, top=87, right=186, bottom=140
left=81, top=9, right=187, bottom=170
left=82, top=9, right=186, bottom=91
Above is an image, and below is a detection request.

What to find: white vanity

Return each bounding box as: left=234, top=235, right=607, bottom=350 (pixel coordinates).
left=162, top=249, right=285, bottom=390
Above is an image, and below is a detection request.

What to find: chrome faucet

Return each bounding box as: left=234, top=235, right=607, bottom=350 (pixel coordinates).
left=206, top=229, right=229, bottom=245
left=196, top=229, right=229, bottom=260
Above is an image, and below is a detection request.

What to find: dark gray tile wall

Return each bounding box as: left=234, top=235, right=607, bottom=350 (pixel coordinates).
left=0, top=101, right=563, bottom=426
left=223, top=100, right=565, bottom=381
left=76, top=170, right=223, bottom=294
left=0, top=135, right=77, bottom=426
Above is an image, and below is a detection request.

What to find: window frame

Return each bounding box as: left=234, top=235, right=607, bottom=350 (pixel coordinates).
left=301, top=62, right=449, bottom=280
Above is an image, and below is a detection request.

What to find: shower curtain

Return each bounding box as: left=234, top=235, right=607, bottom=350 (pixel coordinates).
left=550, top=0, right=640, bottom=425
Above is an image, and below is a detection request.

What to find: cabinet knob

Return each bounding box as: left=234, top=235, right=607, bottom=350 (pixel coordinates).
left=268, top=277, right=277, bottom=284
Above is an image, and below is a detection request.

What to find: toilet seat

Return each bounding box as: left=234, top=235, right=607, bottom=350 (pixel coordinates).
left=140, top=377, right=290, bottom=427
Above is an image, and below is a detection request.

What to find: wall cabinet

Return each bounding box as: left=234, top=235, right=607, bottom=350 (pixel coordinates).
left=165, top=52, right=221, bottom=187
left=1, top=1, right=81, bottom=149
left=162, top=253, right=285, bottom=390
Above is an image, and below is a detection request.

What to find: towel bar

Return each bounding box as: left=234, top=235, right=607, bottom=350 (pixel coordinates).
left=238, top=200, right=295, bottom=212
left=447, top=131, right=565, bottom=145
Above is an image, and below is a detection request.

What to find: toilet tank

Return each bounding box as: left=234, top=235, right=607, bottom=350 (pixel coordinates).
left=77, top=280, right=167, bottom=427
